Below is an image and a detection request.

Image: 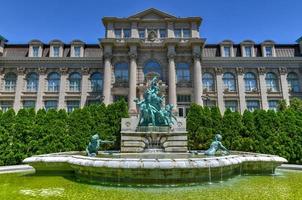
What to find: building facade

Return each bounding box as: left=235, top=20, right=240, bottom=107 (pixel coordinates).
left=0, top=8, right=302, bottom=116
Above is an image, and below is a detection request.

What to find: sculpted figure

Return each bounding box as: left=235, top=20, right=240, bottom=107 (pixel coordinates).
left=135, top=76, right=176, bottom=127
left=205, top=134, right=229, bottom=156
left=86, top=134, right=114, bottom=157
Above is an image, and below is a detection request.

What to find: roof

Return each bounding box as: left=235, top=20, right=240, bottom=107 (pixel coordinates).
left=0, top=35, right=8, bottom=42
left=128, top=8, right=177, bottom=19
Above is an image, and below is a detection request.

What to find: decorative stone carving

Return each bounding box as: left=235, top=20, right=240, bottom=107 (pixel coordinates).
left=257, top=67, right=266, bottom=75
left=0, top=67, right=5, bottom=75
left=167, top=52, right=176, bottom=60
left=192, top=52, right=201, bottom=60
left=17, top=67, right=26, bottom=75
left=38, top=67, right=47, bottom=74
left=59, top=67, right=68, bottom=74
left=147, top=30, right=157, bottom=42
left=128, top=52, right=137, bottom=60
left=279, top=67, right=287, bottom=75
left=214, top=67, right=223, bottom=75
left=104, top=52, right=112, bottom=60
left=81, top=67, right=90, bottom=75
left=236, top=67, right=244, bottom=75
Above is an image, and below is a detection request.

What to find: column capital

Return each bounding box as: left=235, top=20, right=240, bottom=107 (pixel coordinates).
left=81, top=67, right=90, bottom=75
left=104, top=52, right=113, bottom=60
left=59, top=67, right=68, bottom=75
left=17, top=67, right=26, bottom=75
left=167, top=52, right=176, bottom=60
left=128, top=52, right=137, bottom=60
left=215, top=67, right=223, bottom=75
left=279, top=67, right=287, bottom=75
left=192, top=52, right=201, bottom=60
left=236, top=67, right=244, bottom=75
left=258, top=67, right=266, bottom=75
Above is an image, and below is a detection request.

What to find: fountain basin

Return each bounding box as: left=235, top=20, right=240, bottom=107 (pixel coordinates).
left=23, top=151, right=287, bottom=186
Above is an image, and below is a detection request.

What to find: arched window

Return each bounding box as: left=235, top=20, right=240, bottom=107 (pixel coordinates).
left=47, top=72, right=60, bottom=92
left=176, top=63, right=190, bottom=83
left=223, top=72, right=236, bottom=91
left=114, top=62, right=129, bottom=84
left=287, top=72, right=300, bottom=92
left=90, top=72, right=103, bottom=92
left=4, top=72, right=17, bottom=92
left=266, top=72, right=279, bottom=92
left=26, top=72, right=39, bottom=92
left=244, top=72, right=257, bottom=92
left=69, top=72, right=81, bottom=92
left=144, top=60, right=161, bottom=77
left=202, top=73, right=214, bottom=91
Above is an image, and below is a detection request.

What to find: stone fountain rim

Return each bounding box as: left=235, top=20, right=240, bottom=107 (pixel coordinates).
left=23, top=151, right=288, bottom=169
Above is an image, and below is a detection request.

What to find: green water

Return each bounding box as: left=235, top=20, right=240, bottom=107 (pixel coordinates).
left=0, top=169, right=302, bottom=200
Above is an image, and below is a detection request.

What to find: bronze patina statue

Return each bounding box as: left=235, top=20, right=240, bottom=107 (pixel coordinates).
left=86, top=134, right=114, bottom=157
left=205, top=134, right=229, bottom=156
left=135, top=76, right=176, bottom=127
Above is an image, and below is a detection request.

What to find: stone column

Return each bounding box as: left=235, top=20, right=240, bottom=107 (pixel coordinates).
left=215, top=67, right=225, bottom=113
left=131, top=21, right=139, bottom=38
left=58, top=67, right=68, bottom=110
left=13, top=67, right=26, bottom=111
left=258, top=67, right=268, bottom=110
left=80, top=67, right=90, bottom=108
left=128, top=46, right=138, bottom=115
left=167, top=45, right=177, bottom=108
left=193, top=53, right=203, bottom=105
left=237, top=67, right=246, bottom=113
left=279, top=67, right=290, bottom=105
left=167, top=21, right=174, bottom=38
left=103, top=52, right=113, bottom=105
left=36, top=67, right=47, bottom=110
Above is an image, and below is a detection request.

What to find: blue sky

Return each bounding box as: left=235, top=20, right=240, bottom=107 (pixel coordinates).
left=1, top=0, right=302, bottom=44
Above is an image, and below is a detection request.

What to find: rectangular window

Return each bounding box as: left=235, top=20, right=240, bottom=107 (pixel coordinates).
left=224, top=47, right=231, bottom=57
left=246, top=100, right=260, bottom=112
left=159, top=29, right=166, bottom=38
left=44, top=100, right=58, bottom=111
left=53, top=46, right=60, bottom=57
left=225, top=100, right=238, bottom=112
left=174, top=29, right=181, bottom=38
left=114, top=29, right=122, bottom=38
left=138, top=29, right=145, bottom=38
left=265, top=46, right=273, bottom=57
left=74, top=46, right=81, bottom=57
left=32, top=46, right=39, bottom=57
left=183, top=29, right=191, bottom=38
left=203, top=100, right=216, bottom=107
left=0, top=101, right=13, bottom=112
left=177, top=95, right=191, bottom=103
left=268, top=100, right=278, bottom=111
left=23, top=100, right=36, bottom=109
left=67, top=100, right=80, bottom=113
left=123, top=29, right=131, bottom=38
left=177, top=106, right=190, bottom=118
left=86, top=100, right=101, bottom=105
left=245, top=46, right=252, bottom=57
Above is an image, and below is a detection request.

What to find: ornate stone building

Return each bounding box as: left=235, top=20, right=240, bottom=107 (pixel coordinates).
left=0, top=8, right=302, bottom=116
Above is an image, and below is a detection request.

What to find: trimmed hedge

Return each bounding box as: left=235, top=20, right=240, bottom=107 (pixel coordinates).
left=1, top=98, right=302, bottom=166
left=0, top=100, right=128, bottom=166
left=187, top=98, right=302, bottom=164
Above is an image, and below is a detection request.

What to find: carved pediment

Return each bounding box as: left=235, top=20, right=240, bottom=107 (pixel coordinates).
left=129, top=8, right=176, bottom=20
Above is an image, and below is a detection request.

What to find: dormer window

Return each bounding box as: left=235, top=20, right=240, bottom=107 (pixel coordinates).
left=123, top=29, right=131, bottom=38
left=114, top=29, right=122, bottom=38
left=53, top=46, right=60, bottom=57
left=159, top=29, right=166, bottom=38
left=74, top=46, right=81, bottom=57
left=139, top=29, right=145, bottom=38
left=265, top=46, right=273, bottom=57
left=224, top=47, right=231, bottom=57
left=33, top=46, right=39, bottom=57
left=183, top=29, right=191, bottom=38
left=245, top=46, right=252, bottom=57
